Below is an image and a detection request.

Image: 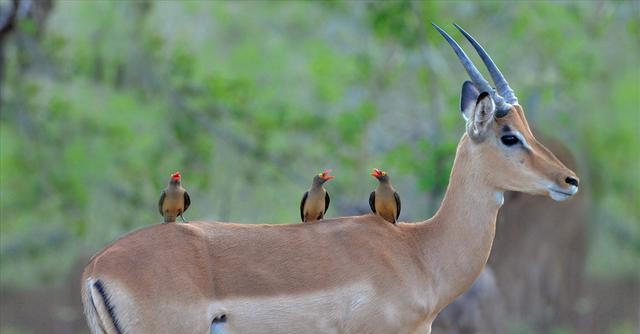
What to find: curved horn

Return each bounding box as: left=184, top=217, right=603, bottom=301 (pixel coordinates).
left=432, top=23, right=512, bottom=115
left=454, top=23, right=518, bottom=105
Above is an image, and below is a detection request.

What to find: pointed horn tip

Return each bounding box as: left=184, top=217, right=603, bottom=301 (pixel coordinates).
left=454, top=23, right=476, bottom=41
left=431, top=23, right=444, bottom=34
left=432, top=22, right=496, bottom=99
left=432, top=23, right=454, bottom=36
left=452, top=23, right=519, bottom=104
left=453, top=23, right=472, bottom=39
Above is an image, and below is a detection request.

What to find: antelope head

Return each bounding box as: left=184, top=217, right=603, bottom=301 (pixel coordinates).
left=434, top=24, right=579, bottom=201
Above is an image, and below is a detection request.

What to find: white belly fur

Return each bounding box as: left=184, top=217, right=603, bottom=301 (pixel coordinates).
left=208, top=282, right=427, bottom=334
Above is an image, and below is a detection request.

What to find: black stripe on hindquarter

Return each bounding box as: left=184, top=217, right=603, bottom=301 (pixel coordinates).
left=94, top=279, right=124, bottom=334
left=211, top=314, right=227, bottom=334
left=212, top=314, right=227, bottom=323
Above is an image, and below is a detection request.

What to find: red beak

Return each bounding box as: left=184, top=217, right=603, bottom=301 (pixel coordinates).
left=320, top=169, right=334, bottom=181
left=171, top=172, right=181, bottom=181
left=371, top=168, right=382, bottom=177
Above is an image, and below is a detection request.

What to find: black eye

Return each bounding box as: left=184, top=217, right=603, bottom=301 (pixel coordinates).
left=500, top=135, right=520, bottom=146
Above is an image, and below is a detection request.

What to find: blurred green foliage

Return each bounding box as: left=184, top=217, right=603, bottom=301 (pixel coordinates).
left=0, top=0, right=638, bottom=300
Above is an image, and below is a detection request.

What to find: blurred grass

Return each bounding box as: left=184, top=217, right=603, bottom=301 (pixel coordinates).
left=0, top=0, right=638, bottom=295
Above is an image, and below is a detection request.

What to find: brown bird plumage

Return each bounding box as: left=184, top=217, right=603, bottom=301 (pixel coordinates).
left=369, top=168, right=401, bottom=224
left=300, top=170, right=333, bottom=223
left=158, top=171, right=191, bottom=223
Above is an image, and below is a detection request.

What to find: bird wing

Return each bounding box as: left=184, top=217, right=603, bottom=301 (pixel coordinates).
left=300, top=191, right=309, bottom=222
left=158, top=190, right=166, bottom=215
left=324, top=191, right=330, bottom=215
left=394, top=191, right=401, bottom=220
left=183, top=191, right=191, bottom=212
left=369, top=191, right=376, bottom=213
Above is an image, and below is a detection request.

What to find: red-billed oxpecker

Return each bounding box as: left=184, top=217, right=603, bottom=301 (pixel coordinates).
left=369, top=168, right=401, bottom=224
left=300, top=170, right=334, bottom=223
left=158, top=171, right=191, bottom=223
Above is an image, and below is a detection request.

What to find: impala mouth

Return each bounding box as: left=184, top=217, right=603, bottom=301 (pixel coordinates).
left=547, top=185, right=578, bottom=202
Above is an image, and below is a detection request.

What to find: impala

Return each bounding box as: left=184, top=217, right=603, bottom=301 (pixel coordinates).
left=81, top=24, right=579, bottom=334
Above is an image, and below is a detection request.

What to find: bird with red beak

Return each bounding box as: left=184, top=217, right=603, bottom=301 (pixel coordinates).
left=300, top=170, right=334, bottom=223
left=158, top=171, right=191, bottom=223
left=369, top=168, right=401, bottom=224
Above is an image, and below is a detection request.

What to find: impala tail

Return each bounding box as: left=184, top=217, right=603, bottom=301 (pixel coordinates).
left=82, top=277, right=123, bottom=334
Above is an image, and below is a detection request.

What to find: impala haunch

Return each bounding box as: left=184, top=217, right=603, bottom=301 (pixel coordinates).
left=81, top=24, right=579, bottom=334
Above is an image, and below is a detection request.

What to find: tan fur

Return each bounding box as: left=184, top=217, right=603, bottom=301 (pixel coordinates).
left=81, top=103, right=578, bottom=333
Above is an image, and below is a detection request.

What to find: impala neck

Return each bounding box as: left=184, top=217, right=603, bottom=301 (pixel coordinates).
left=418, top=135, right=503, bottom=311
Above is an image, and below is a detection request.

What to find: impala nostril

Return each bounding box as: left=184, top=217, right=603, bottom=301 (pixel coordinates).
left=565, top=177, right=579, bottom=187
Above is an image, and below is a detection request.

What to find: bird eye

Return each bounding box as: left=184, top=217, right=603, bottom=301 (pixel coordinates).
left=500, top=135, right=520, bottom=147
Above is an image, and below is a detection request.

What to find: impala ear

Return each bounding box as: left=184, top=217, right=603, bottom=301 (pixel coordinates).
left=466, top=92, right=495, bottom=141
left=460, top=81, right=480, bottom=121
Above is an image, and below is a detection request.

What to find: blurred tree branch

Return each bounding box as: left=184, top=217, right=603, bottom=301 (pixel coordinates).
left=0, top=0, right=18, bottom=38
left=0, top=0, right=18, bottom=113
left=0, top=0, right=53, bottom=112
